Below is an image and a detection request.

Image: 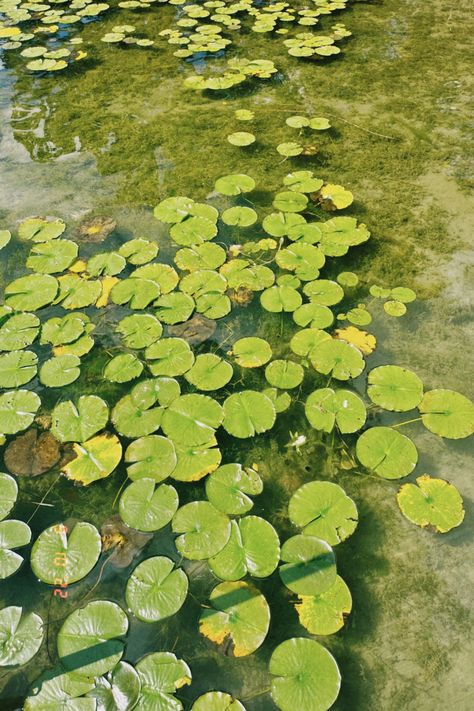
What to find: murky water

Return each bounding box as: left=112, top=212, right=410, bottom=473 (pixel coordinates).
left=0, top=1, right=473, bottom=709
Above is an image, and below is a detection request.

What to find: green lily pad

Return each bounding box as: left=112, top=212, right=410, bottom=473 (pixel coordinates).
left=279, top=534, right=336, bottom=595
left=104, top=353, right=144, bottom=383
left=419, top=389, right=474, bottom=439
left=205, top=463, right=263, bottom=515
left=277, top=142, right=304, bottom=157
left=154, top=196, right=195, bottom=224
left=185, top=354, right=233, bottom=391
left=0, top=472, right=18, bottom=522
left=222, top=206, right=257, bottom=227
left=276, top=243, right=325, bottom=281
left=135, top=651, right=191, bottom=709
left=0, top=230, right=11, bottom=250
left=87, top=251, right=126, bottom=277
left=356, top=426, right=418, bottom=479
left=172, top=501, right=231, bottom=560
left=0, top=519, right=31, bottom=579
left=170, top=215, right=218, bottom=247
left=290, top=327, right=331, bottom=357
left=120, top=479, right=178, bottom=532
left=305, top=388, right=366, bottom=433
left=295, top=575, right=352, bottom=636
left=175, top=244, right=226, bottom=272
left=0, top=350, right=37, bottom=387
left=56, top=275, right=102, bottom=310
left=132, top=377, right=181, bottom=408
left=223, top=390, right=276, bottom=438
left=117, top=314, right=163, bottom=349
left=171, top=439, right=222, bottom=482
left=26, top=240, right=78, bottom=274
left=57, top=600, right=128, bottom=677
left=25, top=667, right=96, bottom=711
left=273, top=191, right=308, bottom=213
left=125, top=435, right=177, bottom=482
left=191, top=691, right=246, bottom=711
left=86, top=661, right=140, bottom=711
left=263, top=212, right=306, bottom=238
left=383, top=300, right=406, bottom=317
left=265, top=360, right=304, bottom=389
left=209, top=516, right=280, bottom=580
left=367, top=365, right=424, bottom=412
left=260, top=285, right=302, bottom=313
left=269, top=637, right=341, bottom=711
left=126, top=556, right=188, bottom=623
left=112, top=394, right=163, bottom=439
left=390, top=286, right=416, bottom=303
left=0, top=313, right=40, bottom=351
left=155, top=292, right=195, bottom=325
left=39, top=355, right=81, bottom=387
left=227, top=132, right=255, bottom=146
left=303, top=279, right=344, bottom=306
left=215, top=174, right=255, bottom=196
left=111, top=277, right=160, bottom=310
left=41, top=314, right=89, bottom=347
left=145, top=338, right=195, bottom=377
left=199, top=581, right=270, bottom=657
left=232, top=337, right=272, bottom=368
left=310, top=339, right=365, bottom=380
left=284, top=171, right=324, bottom=194
left=162, top=394, right=223, bottom=446
left=0, top=607, right=44, bottom=666
left=62, top=434, right=122, bottom=485
left=397, top=474, right=465, bottom=533
left=289, top=481, right=358, bottom=545
left=31, top=521, right=101, bottom=584
left=5, top=274, right=58, bottom=311
left=0, top=390, right=41, bottom=434
left=264, top=387, right=292, bottom=413
left=18, top=216, right=66, bottom=242
left=51, top=396, right=109, bottom=443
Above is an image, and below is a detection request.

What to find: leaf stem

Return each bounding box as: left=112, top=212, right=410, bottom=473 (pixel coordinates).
left=392, top=417, right=422, bottom=428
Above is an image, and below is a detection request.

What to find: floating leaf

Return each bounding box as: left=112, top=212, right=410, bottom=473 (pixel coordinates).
left=279, top=534, right=336, bottom=595
left=126, top=556, right=188, bottom=623
left=273, top=191, right=308, bottom=213
left=155, top=292, right=195, bottom=325
left=277, top=142, right=304, bottom=157
left=0, top=519, right=31, bottom=579
left=117, top=314, right=163, bottom=349
left=227, top=132, right=255, bottom=146
left=162, top=394, right=223, bottom=446
left=0, top=230, right=11, bottom=250
left=397, top=475, right=465, bottom=533
left=293, top=303, right=334, bottom=329
left=367, top=365, right=423, bottom=412
left=0, top=313, right=40, bottom=351
left=222, top=206, right=257, bottom=227
left=51, top=396, right=108, bottom=443
left=57, top=600, right=128, bottom=677
left=0, top=349, right=37, bottom=387
left=310, top=339, right=365, bottom=380
left=184, top=353, right=233, bottom=391
left=199, top=581, right=270, bottom=657
left=104, top=353, right=143, bottom=383
left=232, top=337, right=272, bottom=368
left=5, top=274, right=58, bottom=311
left=171, top=439, right=222, bottom=482
left=112, top=394, right=163, bottom=439
left=295, top=575, right=352, bottom=635
left=318, top=183, right=353, bottom=210
left=86, top=661, right=140, bottom=711
left=39, top=355, right=81, bottom=387
left=145, top=338, right=195, bottom=377
left=191, top=691, right=246, bottom=711
left=303, top=279, right=344, bottom=306
left=269, top=637, right=341, bottom=711
left=0, top=390, right=41, bottom=434
left=260, top=285, right=302, bottom=313
left=223, top=390, right=276, bottom=438
left=356, top=426, right=418, bottom=479
left=390, top=286, right=416, bottom=303
left=26, top=240, right=78, bottom=274
left=62, top=434, right=122, bottom=485
left=383, top=300, right=406, bottom=317
left=41, top=313, right=89, bottom=347
left=206, top=463, right=263, bottom=515
left=0, top=472, right=17, bottom=521
left=265, top=360, right=304, bottom=389
left=334, top=326, right=376, bottom=356
left=135, top=652, right=191, bottom=709
left=56, top=275, right=102, bottom=310
left=276, top=243, right=325, bottom=281
left=4, top=429, right=60, bottom=477
left=118, top=238, right=158, bottom=265
left=87, top=251, right=126, bottom=277
left=18, top=216, right=65, bottom=242
left=0, top=607, right=44, bottom=666
left=289, top=481, right=358, bottom=545
left=305, top=388, right=366, bottom=433
left=264, top=387, right=292, bottom=413
left=172, top=501, right=231, bottom=559
left=284, top=171, right=323, bottom=194
left=290, top=328, right=331, bottom=357
left=31, top=521, right=101, bottom=584
left=125, top=435, right=177, bottom=482
left=111, top=277, right=160, bottom=310
left=175, top=244, right=226, bottom=272
left=419, top=389, right=474, bottom=439
left=120, top=479, right=178, bottom=532
left=25, top=667, right=95, bottom=711
left=215, top=174, right=255, bottom=196
left=209, top=516, right=280, bottom=581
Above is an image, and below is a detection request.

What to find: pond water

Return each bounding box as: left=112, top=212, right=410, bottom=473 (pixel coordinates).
left=0, top=0, right=473, bottom=710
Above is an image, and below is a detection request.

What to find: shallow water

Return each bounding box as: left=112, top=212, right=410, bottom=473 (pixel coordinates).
left=0, top=0, right=473, bottom=709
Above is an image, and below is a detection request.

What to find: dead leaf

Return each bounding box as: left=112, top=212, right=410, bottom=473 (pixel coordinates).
left=100, top=515, right=152, bottom=568
left=77, top=216, right=117, bottom=243
left=168, top=314, right=216, bottom=345
left=4, top=429, right=61, bottom=477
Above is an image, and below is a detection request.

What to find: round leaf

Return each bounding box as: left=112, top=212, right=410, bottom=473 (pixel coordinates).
left=356, top=426, right=418, bottom=479
left=126, top=556, right=188, bottom=622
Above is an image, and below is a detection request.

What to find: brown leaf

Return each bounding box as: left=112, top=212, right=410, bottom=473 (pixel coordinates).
left=168, top=314, right=216, bottom=345
left=100, top=515, right=152, bottom=568
left=4, top=429, right=61, bottom=477
left=77, top=216, right=117, bottom=243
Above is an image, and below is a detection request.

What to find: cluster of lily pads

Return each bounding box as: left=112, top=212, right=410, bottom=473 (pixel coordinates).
left=0, top=167, right=472, bottom=709
left=102, top=24, right=154, bottom=47
left=184, top=57, right=278, bottom=92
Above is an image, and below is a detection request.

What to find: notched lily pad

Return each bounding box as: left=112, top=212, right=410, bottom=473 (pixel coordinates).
left=397, top=474, right=465, bottom=533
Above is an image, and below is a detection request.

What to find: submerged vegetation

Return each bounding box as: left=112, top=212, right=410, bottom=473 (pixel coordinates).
left=0, top=0, right=473, bottom=710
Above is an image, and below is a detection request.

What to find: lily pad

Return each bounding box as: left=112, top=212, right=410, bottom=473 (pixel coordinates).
left=310, top=340, right=365, bottom=380
left=191, top=691, right=246, bottom=711
left=303, top=279, right=344, bottom=306
left=120, top=479, right=178, bottom=532
left=185, top=353, right=233, bottom=391
left=199, top=581, right=270, bottom=657
left=86, top=661, right=140, bottom=711
left=290, top=328, right=331, bottom=357
left=205, top=463, right=263, bottom=515
left=26, top=240, right=78, bottom=274
left=209, top=516, right=280, bottom=580
left=19, top=216, right=66, bottom=242
left=62, top=434, right=122, bottom=485
left=161, top=394, right=223, bottom=446
left=356, top=426, right=418, bottom=479
left=232, top=337, right=272, bottom=368
left=367, top=365, right=424, bottom=412
left=273, top=191, right=308, bottom=213
left=145, top=338, right=195, bottom=377
left=25, top=667, right=96, bottom=711
left=295, top=575, right=352, bottom=635
left=289, top=482, right=358, bottom=545
left=0, top=519, right=31, bottom=579
left=56, top=275, right=102, bottom=310
left=222, top=206, right=257, bottom=227
left=117, top=314, right=163, bottom=349
left=112, top=394, right=163, bottom=439
left=418, top=389, right=474, bottom=439
left=41, top=314, right=89, bottom=347
left=51, top=396, right=109, bottom=443
left=260, top=285, right=302, bottom=313
left=155, top=292, right=195, bottom=325
left=269, top=637, right=341, bottom=711
left=171, top=439, right=222, bottom=482
left=172, top=501, right=231, bottom=560
left=87, top=251, right=126, bottom=277
left=31, top=521, right=101, bottom=584
left=0, top=472, right=17, bottom=521
left=397, top=474, right=465, bottom=533
left=125, top=435, right=177, bottom=482
left=0, top=349, right=37, bottom=387
left=39, top=355, right=81, bottom=387
left=104, top=353, right=144, bottom=383
left=215, top=174, right=255, bottom=196
left=0, top=607, right=44, bottom=666
left=4, top=429, right=61, bottom=477
left=175, top=244, right=226, bottom=272
left=0, top=390, right=41, bottom=434
left=265, top=360, right=304, bottom=389
left=279, top=534, right=336, bottom=595
left=135, top=651, right=191, bottom=709
left=5, top=274, right=58, bottom=311
left=57, top=600, right=128, bottom=677
left=276, top=243, right=325, bottom=281
left=227, top=132, right=255, bottom=146
left=126, top=556, right=188, bottom=623
left=0, top=312, right=40, bottom=351
left=223, top=390, right=276, bottom=438
left=305, top=388, right=366, bottom=433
